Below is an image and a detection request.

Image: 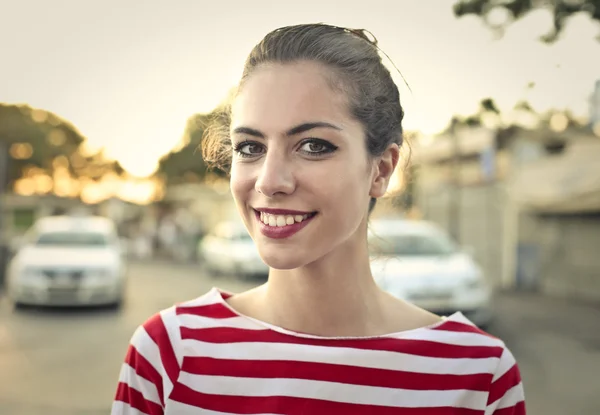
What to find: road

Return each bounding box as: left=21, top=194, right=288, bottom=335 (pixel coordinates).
left=0, top=260, right=598, bottom=415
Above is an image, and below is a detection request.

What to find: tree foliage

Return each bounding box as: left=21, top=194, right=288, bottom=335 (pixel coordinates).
left=156, top=113, right=213, bottom=185
left=444, top=98, right=502, bottom=131
left=0, top=104, right=124, bottom=190
left=453, top=0, right=600, bottom=42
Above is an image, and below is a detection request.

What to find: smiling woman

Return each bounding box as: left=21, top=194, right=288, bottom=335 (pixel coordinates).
left=112, top=23, right=526, bottom=415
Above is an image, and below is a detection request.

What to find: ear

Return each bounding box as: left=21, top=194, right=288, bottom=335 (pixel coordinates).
left=369, top=143, right=400, bottom=198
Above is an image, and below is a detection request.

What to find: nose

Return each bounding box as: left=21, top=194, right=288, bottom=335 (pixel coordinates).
left=255, top=150, right=296, bottom=197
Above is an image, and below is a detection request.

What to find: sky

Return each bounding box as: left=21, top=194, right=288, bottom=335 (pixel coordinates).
left=1, top=0, right=599, bottom=177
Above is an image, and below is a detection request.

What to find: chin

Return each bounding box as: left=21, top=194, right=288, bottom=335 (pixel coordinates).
left=258, top=246, right=314, bottom=271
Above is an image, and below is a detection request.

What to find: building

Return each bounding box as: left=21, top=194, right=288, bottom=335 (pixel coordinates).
left=414, top=125, right=600, bottom=302
left=589, top=79, right=600, bottom=128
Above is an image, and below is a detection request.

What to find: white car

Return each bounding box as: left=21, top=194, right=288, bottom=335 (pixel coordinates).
left=198, top=220, right=269, bottom=279
left=369, top=219, right=492, bottom=328
left=7, top=215, right=127, bottom=308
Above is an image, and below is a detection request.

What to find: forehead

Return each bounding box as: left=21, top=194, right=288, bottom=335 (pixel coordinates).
left=231, top=61, right=353, bottom=131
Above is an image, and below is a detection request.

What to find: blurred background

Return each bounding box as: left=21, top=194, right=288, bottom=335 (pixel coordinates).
left=0, top=1, right=599, bottom=414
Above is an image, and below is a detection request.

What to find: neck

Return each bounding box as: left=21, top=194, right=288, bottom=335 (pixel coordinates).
left=262, top=229, right=385, bottom=337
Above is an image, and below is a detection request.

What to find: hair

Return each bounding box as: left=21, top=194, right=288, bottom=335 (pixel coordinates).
left=202, top=23, right=405, bottom=214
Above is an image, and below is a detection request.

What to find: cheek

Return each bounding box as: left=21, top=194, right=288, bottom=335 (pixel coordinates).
left=306, top=162, right=369, bottom=208
left=230, top=164, right=255, bottom=201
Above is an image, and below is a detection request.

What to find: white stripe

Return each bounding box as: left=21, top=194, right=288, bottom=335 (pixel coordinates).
left=130, top=326, right=163, bottom=378
left=394, top=328, right=504, bottom=348
left=176, top=291, right=501, bottom=349
left=177, top=315, right=503, bottom=348
left=496, top=383, right=525, bottom=408
left=179, top=373, right=487, bottom=410
left=178, top=314, right=263, bottom=330
left=160, top=306, right=182, bottom=399
left=130, top=325, right=174, bottom=402
left=165, top=399, right=281, bottom=415
left=118, top=363, right=161, bottom=406
left=492, top=348, right=516, bottom=382
left=485, top=383, right=525, bottom=415
left=160, top=306, right=183, bottom=366
left=111, top=400, right=146, bottom=415
left=182, top=339, right=497, bottom=375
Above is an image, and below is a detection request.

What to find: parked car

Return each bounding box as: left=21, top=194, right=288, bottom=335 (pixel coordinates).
left=198, top=220, right=268, bottom=279
left=369, top=218, right=492, bottom=328
left=6, top=215, right=127, bottom=308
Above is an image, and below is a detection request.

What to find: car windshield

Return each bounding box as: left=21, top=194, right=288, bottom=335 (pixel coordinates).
left=35, top=232, right=109, bottom=247
left=369, top=232, right=457, bottom=256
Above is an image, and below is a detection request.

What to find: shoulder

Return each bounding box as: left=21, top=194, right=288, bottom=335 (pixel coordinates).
left=131, top=289, right=219, bottom=352
left=433, top=313, right=525, bottom=412
left=426, top=312, right=517, bottom=361
left=134, top=288, right=237, bottom=350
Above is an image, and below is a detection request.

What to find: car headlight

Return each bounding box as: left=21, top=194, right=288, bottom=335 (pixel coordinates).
left=86, top=268, right=117, bottom=279
left=464, top=275, right=486, bottom=289
left=21, top=267, right=44, bottom=280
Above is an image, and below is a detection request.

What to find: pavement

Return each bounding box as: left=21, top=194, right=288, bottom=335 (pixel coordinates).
left=0, top=259, right=598, bottom=415
left=489, top=290, right=600, bottom=415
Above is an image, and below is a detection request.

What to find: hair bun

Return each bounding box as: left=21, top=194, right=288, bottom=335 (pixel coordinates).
left=346, top=28, right=378, bottom=46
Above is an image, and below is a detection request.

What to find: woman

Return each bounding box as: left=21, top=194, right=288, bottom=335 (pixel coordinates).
left=112, top=23, right=526, bottom=414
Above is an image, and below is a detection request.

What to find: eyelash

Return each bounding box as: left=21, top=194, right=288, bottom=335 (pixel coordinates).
left=233, top=138, right=338, bottom=159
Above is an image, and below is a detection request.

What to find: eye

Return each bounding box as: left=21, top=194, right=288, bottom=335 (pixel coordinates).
left=298, top=139, right=338, bottom=156
left=233, top=141, right=265, bottom=158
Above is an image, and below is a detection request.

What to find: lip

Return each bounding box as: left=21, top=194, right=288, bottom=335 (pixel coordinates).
left=254, top=210, right=317, bottom=239
left=254, top=207, right=314, bottom=215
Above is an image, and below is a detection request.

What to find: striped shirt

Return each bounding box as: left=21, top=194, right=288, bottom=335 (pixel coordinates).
left=112, top=288, right=526, bottom=415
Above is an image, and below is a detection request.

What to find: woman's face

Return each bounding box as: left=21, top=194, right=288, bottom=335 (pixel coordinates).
left=229, top=61, right=385, bottom=270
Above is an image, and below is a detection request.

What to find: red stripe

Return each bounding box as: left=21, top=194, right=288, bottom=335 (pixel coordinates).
left=491, top=400, right=526, bottom=415
left=181, top=356, right=493, bottom=391
left=180, top=327, right=504, bottom=359
left=487, top=363, right=522, bottom=405
left=176, top=303, right=237, bottom=319
left=219, top=291, right=234, bottom=299
left=169, top=383, right=481, bottom=415
left=143, top=313, right=180, bottom=385
left=115, top=382, right=163, bottom=415
left=125, top=345, right=165, bottom=406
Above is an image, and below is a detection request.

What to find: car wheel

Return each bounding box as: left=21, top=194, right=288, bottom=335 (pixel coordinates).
left=13, top=301, right=29, bottom=311
left=107, top=294, right=125, bottom=310
left=108, top=300, right=122, bottom=310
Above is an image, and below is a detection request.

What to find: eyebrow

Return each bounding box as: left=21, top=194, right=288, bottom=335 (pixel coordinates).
left=232, top=122, right=342, bottom=138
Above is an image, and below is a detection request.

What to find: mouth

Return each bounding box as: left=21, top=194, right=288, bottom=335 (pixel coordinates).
left=254, top=209, right=318, bottom=227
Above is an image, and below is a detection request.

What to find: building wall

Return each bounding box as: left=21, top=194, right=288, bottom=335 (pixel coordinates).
left=518, top=213, right=600, bottom=302
left=418, top=181, right=508, bottom=289
left=416, top=130, right=600, bottom=302
left=589, top=79, right=600, bottom=127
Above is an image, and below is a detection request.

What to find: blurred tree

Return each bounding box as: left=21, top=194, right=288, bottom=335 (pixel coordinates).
left=480, top=98, right=500, bottom=114
left=442, top=97, right=502, bottom=132
left=514, top=99, right=536, bottom=112
left=156, top=113, right=213, bottom=185
left=0, top=104, right=83, bottom=188
left=453, top=0, right=600, bottom=42
left=0, top=104, right=124, bottom=191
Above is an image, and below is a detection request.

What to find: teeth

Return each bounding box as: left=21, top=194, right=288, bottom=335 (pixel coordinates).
left=259, top=212, right=313, bottom=227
